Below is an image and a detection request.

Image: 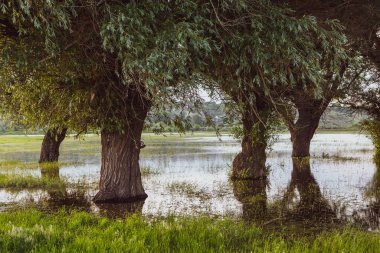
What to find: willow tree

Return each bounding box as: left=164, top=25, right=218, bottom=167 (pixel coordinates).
left=0, top=8, right=89, bottom=163
left=0, top=60, right=73, bottom=163
left=278, top=0, right=380, bottom=68
left=277, top=0, right=380, bottom=158
left=273, top=52, right=363, bottom=158
left=198, top=1, right=351, bottom=178
left=0, top=1, right=216, bottom=203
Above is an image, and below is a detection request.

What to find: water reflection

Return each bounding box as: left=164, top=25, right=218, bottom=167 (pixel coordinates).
left=282, top=158, right=336, bottom=223
left=0, top=133, right=379, bottom=230
left=40, top=165, right=91, bottom=212
left=232, top=179, right=267, bottom=220
left=94, top=201, right=145, bottom=219
left=352, top=157, right=380, bottom=230
left=233, top=159, right=337, bottom=230
left=40, top=165, right=145, bottom=218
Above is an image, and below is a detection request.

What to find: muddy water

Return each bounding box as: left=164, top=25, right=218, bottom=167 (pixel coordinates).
left=0, top=133, right=378, bottom=231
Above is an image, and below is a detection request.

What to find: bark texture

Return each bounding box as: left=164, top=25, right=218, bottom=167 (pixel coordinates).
left=232, top=96, right=271, bottom=179
left=93, top=85, right=151, bottom=203
left=39, top=128, right=67, bottom=163
left=289, top=104, right=326, bottom=158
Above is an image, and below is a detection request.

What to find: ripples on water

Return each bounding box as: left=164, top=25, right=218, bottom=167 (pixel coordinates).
left=0, top=133, right=378, bottom=231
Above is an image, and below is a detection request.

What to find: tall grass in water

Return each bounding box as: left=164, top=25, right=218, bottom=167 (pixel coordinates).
left=0, top=174, right=65, bottom=189
left=0, top=161, right=81, bottom=170
left=0, top=209, right=378, bottom=252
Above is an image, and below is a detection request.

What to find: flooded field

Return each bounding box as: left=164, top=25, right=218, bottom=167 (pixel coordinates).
left=0, top=133, right=378, bottom=232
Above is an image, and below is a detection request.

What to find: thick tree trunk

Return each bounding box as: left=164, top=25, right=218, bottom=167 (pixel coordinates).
left=290, top=106, right=325, bottom=158
left=93, top=87, right=151, bottom=203
left=39, top=128, right=67, bottom=163
left=232, top=98, right=270, bottom=180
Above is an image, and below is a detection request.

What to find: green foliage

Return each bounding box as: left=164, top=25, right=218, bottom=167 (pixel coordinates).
left=0, top=0, right=218, bottom=133
left=362, top=119, right=380, bottom=157
left=146, top=101, right=225, bottom=134
left=0, top=0, right=355, bottom=136
left=200, top=2, right=349, bottom=96
left=233, top=112, right=281, bottom=149
left=0, top=209, right=379, bottom=252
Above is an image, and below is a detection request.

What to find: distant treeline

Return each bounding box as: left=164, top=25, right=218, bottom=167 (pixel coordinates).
left=0, top=103, right=366, bottom=135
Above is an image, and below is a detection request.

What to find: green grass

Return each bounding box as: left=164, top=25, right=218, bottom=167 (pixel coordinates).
left=0, top=135, right=100, bottom=154
left=0, top=160, right=39, bottom=170
left=0, top=173, right=65, bottom=189
left=0, top=133, right=220, bottom=155
left=0, top=209, right=378, bottom=253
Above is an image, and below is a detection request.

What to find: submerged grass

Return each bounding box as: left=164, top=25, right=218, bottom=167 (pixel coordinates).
left=0, top=174, right=65, bottom=189
left=0, top=160, right=38, bottom=170
left=318, top=152, right=359, bottom=161
left=0, top=209, right=378, bottom=252
left=167, top=181, right=211, bottom=199
left=140, top=166, right=161, bottom=176
left=0, top=161, right=81, bottom=170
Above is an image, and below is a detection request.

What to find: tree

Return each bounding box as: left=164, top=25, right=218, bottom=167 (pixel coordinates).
left=277, top=0, right=380, bottom=69
left=277, top=0, right=380, bottom=158
left=0, top=17, right=90, bottom=163
left=0, top=0, right=358, bottom=201
left=198, top=1, right=351, bottom=177
left=0, top=1, right=215, bottom=203
left=0, top=66, right=71, bottom=163
left=39, top=128, right=68, bottom=163
left=273, top=55, right=363, bottom=157
left=232, top=158, right=336, bottom=224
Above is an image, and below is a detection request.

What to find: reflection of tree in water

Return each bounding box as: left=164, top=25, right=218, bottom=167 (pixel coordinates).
left=353, top=155, right=380, bottom=230
left=232, top=179, right=267, bottom=221
left=40, top=165, right=145, bottom=218
left=40, top=165, right=91, bottom=212
left=95, top=201, right=145, bottom=219
left=282, top=158, right=335, bottom=222
left=233, top=159, right=337, bottom=230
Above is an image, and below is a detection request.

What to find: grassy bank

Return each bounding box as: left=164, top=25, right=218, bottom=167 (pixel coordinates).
left=0, top=209, right=378, bottom=253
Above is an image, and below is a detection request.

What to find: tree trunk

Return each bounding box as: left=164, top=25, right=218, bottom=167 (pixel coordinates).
left=290, top=106, right=325, bottom=158
left=93, top=88, right=151, bottom=203
left=39, top=128, right=67, bottom=163
left=232, top=98, right=270, bottom=180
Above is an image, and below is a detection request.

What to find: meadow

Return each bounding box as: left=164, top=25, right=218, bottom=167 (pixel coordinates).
left=0, top=133, right=379, bottom=252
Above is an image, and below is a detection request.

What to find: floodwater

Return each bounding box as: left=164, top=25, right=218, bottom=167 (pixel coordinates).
left=0, top=133, right=379, bottom=232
